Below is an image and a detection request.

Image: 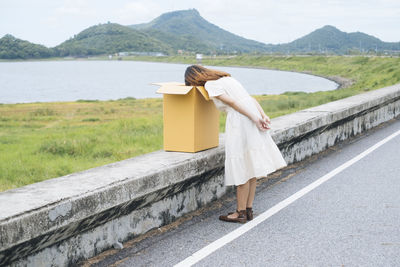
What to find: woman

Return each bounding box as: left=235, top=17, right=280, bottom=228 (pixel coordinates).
left=185, top=65, right=287, bottom=223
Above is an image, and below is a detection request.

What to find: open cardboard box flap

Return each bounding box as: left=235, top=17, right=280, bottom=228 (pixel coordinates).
left=152, top=82, right=211, bottom=101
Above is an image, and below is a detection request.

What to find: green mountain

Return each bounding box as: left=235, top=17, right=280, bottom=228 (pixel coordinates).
left=275, top=25, right=400, bottom=54
left=0, top=34, right=54, bottom=59
left=54, top=22, right=172, bottom=57
left=129, top=9, right=270, bottom=54
left=1, top=9, right=399, bottom=59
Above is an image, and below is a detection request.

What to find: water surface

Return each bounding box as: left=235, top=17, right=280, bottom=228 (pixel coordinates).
left=0, top=61, right=338, bottom=104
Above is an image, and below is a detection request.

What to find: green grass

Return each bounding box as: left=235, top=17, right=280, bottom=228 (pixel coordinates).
left=0, top=99, right=163, bottom=191
left=1, top=55, right=399, bottom=191
left=126, top=55, right=400, bottom=118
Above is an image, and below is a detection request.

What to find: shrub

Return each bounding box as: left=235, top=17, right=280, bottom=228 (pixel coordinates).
left=31, top=108, right=57, bottom=116
left=82, top=118, right=100, bottom=122
left=38, top=138, right=96, bottom=156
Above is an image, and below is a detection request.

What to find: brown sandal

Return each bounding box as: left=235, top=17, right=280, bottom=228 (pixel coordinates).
left=219, top=210, right=247, bottom=223
left=246, top=207, right=253, bottom=221
left=228, top=207, right=253, bottom=221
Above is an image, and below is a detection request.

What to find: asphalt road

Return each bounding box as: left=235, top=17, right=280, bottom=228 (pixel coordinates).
left=85, top=117, right=400, bottom=267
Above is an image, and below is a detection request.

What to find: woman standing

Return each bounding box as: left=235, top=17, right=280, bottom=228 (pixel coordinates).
left=185, top=65, right=287, bottom=223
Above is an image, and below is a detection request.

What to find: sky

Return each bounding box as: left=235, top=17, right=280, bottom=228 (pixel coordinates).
left=1, top=0, right=399, bottom=47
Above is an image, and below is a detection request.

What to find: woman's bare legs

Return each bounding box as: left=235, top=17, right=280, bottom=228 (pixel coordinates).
left=227, top=180, right=250, bottom=219
left=227, top=178, right=257, bottom=219
left=247, top=178, right=257, bottom=208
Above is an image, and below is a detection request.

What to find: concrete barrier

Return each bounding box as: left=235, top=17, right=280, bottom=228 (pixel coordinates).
left=1, top=83, right=399, bottom=266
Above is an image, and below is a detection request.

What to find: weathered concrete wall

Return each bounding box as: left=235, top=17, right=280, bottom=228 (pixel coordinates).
left=274, top=84, right=400, bottom=162
left=1, top=83, right=399, bottom=266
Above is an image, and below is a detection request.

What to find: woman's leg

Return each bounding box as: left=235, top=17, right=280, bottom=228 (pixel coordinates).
left=246, top=178, right=257, bottom=208
left=228, top=180, right=250, bottom=218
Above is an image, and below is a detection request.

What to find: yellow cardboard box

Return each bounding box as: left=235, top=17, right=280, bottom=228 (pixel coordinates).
left=153, top=82, right=219, bottom=152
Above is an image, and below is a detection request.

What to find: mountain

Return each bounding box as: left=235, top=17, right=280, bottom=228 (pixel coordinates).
left=0, top=34, right=54, bottom=59
left=1, top=9, right=399, bottom=59
left=129, top=9, right=270, bottom=54
left=54, top=22, right=172, bottom=57
left=275, top=25, right=400, bottom=54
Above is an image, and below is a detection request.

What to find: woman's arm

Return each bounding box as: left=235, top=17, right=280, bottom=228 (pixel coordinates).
left=251, top=97, right=270, bottom=123
left=215, top=94, right=269, bottom=131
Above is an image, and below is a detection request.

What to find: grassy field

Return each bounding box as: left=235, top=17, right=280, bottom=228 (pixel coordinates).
left=1, top=55, right=399, bottom=191
left=0, top=99, right=164, bottom=191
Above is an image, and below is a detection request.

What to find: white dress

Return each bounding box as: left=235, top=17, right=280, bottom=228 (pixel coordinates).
left=205, top=76, right=287, bottom=186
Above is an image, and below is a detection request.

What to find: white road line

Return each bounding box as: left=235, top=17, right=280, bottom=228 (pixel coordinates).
left=174, top=128, right=400, bottom=267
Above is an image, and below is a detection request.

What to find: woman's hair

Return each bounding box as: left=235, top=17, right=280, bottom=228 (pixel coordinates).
left=184, top=65, right=231, bottom=86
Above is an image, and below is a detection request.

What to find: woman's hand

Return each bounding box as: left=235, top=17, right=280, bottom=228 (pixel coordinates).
left=216, top=94, right=271, bottom=131
left=262, top=114, right=271, bottom=124
left=253, top=116, right=270, bottom=131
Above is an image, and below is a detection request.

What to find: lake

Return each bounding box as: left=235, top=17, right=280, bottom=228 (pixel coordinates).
left=0, top=60, right=338, bottom=104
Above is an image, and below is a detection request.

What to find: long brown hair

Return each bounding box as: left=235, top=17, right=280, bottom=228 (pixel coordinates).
left=184, top=65, right=231, bottom=86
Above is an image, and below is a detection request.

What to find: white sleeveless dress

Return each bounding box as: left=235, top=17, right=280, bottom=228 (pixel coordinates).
left=205, top=76, right=287, bottom=186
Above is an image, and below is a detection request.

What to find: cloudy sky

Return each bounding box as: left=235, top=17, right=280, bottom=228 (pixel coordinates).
left=1, top=0, right=399, bottom=47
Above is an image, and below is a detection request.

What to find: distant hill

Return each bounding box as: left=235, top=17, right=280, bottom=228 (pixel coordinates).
left=129, top=9, right=270, bottom=54
left=0, top=34, right=54, bottom=59
left=274, top=25, right=400, bottom=54
left=1, top=9, right=399, bottom=59
left=54, top=23, right=172, bottom=57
